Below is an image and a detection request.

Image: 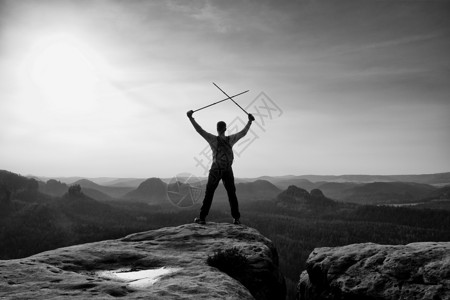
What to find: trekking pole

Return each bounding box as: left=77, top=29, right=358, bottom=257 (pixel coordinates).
left=212, top=82, right=249, bottom=115
left=193, top=90, right=249, bottom=113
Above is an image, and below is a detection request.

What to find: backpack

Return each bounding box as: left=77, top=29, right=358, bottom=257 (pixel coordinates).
left=215, top=136, right=234, bottom=169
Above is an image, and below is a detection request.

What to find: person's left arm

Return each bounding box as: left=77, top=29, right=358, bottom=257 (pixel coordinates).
left=229, top=114, right=255, bottom=145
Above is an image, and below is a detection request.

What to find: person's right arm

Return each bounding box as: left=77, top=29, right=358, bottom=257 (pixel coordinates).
left=229, top=113, right=255, bottom=145
left=187, top=110, right=214, bottom=141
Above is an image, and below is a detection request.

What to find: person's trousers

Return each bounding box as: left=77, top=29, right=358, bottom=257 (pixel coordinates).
left=199, top=167, right=240, bottom=220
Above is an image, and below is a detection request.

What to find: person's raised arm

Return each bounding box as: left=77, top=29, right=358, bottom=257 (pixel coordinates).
left=187, top=110, right=214, bottom=141
left=230, top=114, right=255, bottom=144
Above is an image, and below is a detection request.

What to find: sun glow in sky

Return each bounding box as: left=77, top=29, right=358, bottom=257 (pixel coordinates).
left=28, top=37, right=100, bottom=114
left=1, top=0, right=449, bottom=178
left=32, top=39, right=95, bottom=89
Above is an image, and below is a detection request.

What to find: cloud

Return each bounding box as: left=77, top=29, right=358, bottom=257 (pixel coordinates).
left=325, top=33, right=444, bottom=58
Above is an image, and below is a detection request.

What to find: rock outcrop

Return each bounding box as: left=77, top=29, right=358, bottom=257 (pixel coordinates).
left=277, top=186, right=336, bottom=209
left=0, top=223, right=285, bottom=300
left=298, top=242, right=450, bottom=300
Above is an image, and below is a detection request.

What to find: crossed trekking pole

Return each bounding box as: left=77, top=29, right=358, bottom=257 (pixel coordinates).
left=193, top=82, right=250, bottom=115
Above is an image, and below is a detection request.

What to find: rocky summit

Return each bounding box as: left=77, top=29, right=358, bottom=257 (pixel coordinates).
left=298, top=242, right=450, bottom=300
left=0, top=223, right=285, bottom=300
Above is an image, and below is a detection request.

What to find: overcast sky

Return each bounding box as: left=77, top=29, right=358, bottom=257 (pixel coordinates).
left=1, top=0, right=449, bottom=178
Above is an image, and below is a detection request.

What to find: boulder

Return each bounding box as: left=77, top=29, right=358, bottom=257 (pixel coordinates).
left=298, top=242, right=450, bottom=300
left=0, top=222, right=285, bottom=300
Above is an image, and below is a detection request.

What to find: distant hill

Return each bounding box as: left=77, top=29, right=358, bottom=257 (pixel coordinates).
left=73, top=179, right=133, bottom=198
left=418, top=185, right=450, bottom=210
left=260, top=172, right=450, bottom=186
left=235, top=180, right=281, bottom=200
left=388, top=173, right=450, bottom=185
left=269, top=180, right=439, bottom=205
left=81, top=187, right=114, bottom=202
left=410, top=185, right=450, bottom=210
left=1, top=170, right=39, bottom=193
left=124, top=178, right=168, bottom=205
left=1, top=170, right=42, bottom=209
left=39, top=179, right=68, bottom=197
left=314, top=182, right=360, bottom=200
left=341, top=182, right=437, bottom=205
left=0, top=176, right=148, bottom=259
left=102, top=178, right=147, bottom=188
left=276, top=185, right=336, bottom=209
left=39, top=179, right=114, bottom=201
left=426, top=185, right=450, bottom=200
left=59, top=187, right=114, bottom=217
left=206, top=179, right=281, bottom=202
left=257, top=176, right=316, bottom=191
left=32, top=172, right=450, bottom=187
left=34, top=176, right=88, bottom=185
left=23, top=171, right=450, bottom=206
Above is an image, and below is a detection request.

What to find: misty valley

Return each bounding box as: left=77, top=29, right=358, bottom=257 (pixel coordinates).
left=1, top=170, right=450, bottom=299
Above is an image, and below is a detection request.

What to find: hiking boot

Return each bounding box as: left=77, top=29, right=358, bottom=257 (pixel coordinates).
left=194, top=217, right=206, bottom=225
left=233, top=218, right=241, bottom=225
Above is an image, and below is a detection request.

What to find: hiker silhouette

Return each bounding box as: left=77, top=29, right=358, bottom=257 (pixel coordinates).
left=187, top=110, right=255, bottom=225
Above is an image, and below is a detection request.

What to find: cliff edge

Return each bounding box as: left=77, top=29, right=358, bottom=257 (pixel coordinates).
left=0, top=223, right=285, bottom=300
left=298, top=242, right=450, bottom=300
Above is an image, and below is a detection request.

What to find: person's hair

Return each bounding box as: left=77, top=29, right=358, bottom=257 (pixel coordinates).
left=217, top=121, right=226, bottom=133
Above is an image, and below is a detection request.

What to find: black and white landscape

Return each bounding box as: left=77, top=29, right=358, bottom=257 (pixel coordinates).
left=1, top=0, right=450, bottom=299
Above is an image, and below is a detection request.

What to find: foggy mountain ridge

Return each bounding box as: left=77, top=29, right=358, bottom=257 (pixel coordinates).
left=96, top=179, right=447, bottom=206
left=32, top=174, right=281, bottom=204
left=73, top=179, right=134, bottom=198
left=37, top=178, right=114, bottom=201
left=120, top=178, right=281, bottom=204
left=84, top=181, right=445, bottom=206
left=307, top=181, right=439, bottom=205
left=257, top=172, right=450, bottom=185
left=259, top=177, right=317, bottom=191
left=31, top=172, right=450, bottom=189
left=313, top=182, right=360, bottom=200
left=339, top=182, right=437, bottom=205
left=103, top=178, right=147, bottom=188
left=25, top=170, right=450, bottom=206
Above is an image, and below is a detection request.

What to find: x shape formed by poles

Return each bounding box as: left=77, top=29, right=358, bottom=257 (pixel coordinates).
left=193, top=83, right=249, bottom=115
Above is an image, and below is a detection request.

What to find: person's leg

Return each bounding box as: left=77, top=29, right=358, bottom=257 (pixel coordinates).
left=222, top=168, right=240, bottom=220
left=199, top=169, right=221, bottom=220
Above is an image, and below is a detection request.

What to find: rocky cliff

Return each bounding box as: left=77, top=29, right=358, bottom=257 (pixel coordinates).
left=0, top=223, right=285, bottom=300
left=298, top=242, right=450, bottom=300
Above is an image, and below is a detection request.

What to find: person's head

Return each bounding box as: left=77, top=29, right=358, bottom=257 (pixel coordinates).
left=217, top=121, right=226, bottom=135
